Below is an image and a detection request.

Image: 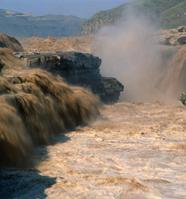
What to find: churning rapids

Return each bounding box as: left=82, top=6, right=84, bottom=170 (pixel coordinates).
left=0, top=46, right=186, bottom=198
left=2, top=22, right=186, bottom=198
left=1, top=102, right=186, bottom=199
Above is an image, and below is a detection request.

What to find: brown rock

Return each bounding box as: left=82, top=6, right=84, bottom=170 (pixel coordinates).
left=0, top=33, right=24, bottom=52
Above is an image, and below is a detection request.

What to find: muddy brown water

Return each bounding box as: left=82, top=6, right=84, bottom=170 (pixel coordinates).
left=21, top=102, right=186, bottom=199
left=2, top=45, right=186, bottom=198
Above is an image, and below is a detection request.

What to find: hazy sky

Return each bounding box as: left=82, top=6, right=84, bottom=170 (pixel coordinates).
left=0, top=0, right=128, bottom=18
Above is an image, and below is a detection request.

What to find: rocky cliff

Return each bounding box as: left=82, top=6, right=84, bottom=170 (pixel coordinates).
left=20, top=52, right=124, bottom=103
left=0, top=33, right=23, bottom=52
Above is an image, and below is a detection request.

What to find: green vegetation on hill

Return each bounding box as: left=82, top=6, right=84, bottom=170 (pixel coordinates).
left=81, top=0, right=186, bottom=34
left=0, top=9, right=85, bottom=38
left=161, top=1, right=186, bottom=28
left=1, top=1, right=186, bottom=37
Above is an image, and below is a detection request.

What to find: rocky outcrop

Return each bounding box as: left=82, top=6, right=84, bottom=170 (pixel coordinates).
left=177, top=26, right=186, bottom=33
left=102, top=77, right=124, bottom=103
left=161, top=27, right=186, bottom=46
left=0, top=33, right=23, bottom=52
left=21, top=52, right=124, bottom=103
left=177, top=36, right=186, bottom=45
left=180, top=91, right=186, bottom=105
left=0, top=59, right=4, bottom=71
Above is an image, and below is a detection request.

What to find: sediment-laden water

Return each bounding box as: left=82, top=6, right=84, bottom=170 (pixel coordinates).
left=2, top=102, right=186, bottom=198
left=0, top=67, right=99, bottom=167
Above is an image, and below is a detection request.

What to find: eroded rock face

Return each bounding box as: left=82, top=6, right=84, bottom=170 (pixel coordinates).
left=0, top=33, right=24, bottom=52
left=21, top=52, right=124, bottom=103
left=161, top=27, right=186, bottom=46
left=178, top=26, right=186, bottom=33
left=0, top=59, right=4, bottom=72
left=180, top=91, right=186, bottom=105
left=177, top=36, right=186, bottom=45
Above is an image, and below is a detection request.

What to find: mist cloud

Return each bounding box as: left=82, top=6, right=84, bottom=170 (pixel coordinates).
left=93, top=12, right=169, bottom=102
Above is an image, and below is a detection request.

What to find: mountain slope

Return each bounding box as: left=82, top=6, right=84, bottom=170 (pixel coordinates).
left=161, top=1, right=186, bottom=28
left=81, top=0, right=186, bottom=34
left=0, top=9, right=85, bottom=38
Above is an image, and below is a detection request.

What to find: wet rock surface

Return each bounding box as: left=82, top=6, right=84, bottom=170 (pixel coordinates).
left=20, top=52, right=124, bottom=103
left=2, top=102, right=186, bottom=199
left=0, top=169, right=56, bottom=199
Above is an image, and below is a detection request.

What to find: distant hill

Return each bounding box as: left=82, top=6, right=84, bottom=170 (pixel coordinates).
left=0, top=9, right=85, bottom=38
left=2, top=1, right=186, bottom=38
left=81, top=0, right=186, bottom=34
